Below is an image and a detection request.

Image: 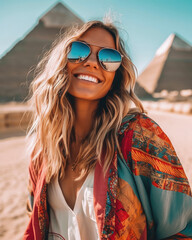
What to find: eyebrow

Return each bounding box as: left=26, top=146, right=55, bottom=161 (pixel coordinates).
left=79, top=40, right=116, bottom=50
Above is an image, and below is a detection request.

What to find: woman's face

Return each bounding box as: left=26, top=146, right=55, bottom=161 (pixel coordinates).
left=67, top=27, right=116, bottom=101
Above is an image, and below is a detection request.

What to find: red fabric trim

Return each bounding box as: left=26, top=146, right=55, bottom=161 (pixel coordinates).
left=120, top=129, right=133, bottom=164
left=164, top=232, right=192, bottom=239
left=140, top=225, right=147, bottom=240
left=23, top=218, right=34, bottom=240
left=94, top=159, right=110, bottom=240
left=23, top=163, right=47, bottom=240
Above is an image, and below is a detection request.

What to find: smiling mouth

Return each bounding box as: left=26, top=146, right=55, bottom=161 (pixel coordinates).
left=75, top=74, right=101, bottom=83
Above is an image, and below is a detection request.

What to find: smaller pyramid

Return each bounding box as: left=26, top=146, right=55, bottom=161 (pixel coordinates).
left=156, top=33, right=191, bottom=56
left=137, top=34, right=192, bottom=95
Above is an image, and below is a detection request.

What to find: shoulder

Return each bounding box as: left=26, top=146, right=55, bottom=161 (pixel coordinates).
left=120, top=112, right=160, bottom=130
left=119, top=112, right=171, bottom=145
left=119, top=112, right=179, bottom=163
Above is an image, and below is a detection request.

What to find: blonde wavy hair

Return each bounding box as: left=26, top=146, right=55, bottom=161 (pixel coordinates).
left=27, top=20, right=144, bottom=182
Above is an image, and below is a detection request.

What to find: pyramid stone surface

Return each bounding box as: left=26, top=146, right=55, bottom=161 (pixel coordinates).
left=134, top=82, right=152, bottom=99
left=0, top=3, right=83, bottom=102
left=137, top=34, right=192, bottom=95
left=41, top=2, right=83, bottom=28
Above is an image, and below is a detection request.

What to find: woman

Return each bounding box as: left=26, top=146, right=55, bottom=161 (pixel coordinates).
left=23, top=20, right=192, bottom=240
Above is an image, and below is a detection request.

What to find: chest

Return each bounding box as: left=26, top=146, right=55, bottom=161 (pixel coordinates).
left=58, top=164, right=89, bottom=210
left=48, top=170, right=97, bottom=240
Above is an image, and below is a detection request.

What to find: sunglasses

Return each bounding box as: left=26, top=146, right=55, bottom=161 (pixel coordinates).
left=67, top=41, right=123, bottom=72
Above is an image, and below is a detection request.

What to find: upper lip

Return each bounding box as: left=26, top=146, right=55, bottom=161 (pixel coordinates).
left=73, top=72, right=103, bottom=82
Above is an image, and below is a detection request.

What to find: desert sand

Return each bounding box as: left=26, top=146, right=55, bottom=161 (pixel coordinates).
left=0, top=110, right=191, bottom=240
left=0, top=136, right=29, bottom=240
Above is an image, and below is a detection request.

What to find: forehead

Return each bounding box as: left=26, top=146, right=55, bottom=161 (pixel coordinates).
left=79, top=27, right=116, bottom=49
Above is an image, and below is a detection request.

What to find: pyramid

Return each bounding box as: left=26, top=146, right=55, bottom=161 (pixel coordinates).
left=134, top=82, right=152, bottom=99
left=137, top=34, right=192, bottom=95
left=0, top=2, right=83, bottom=102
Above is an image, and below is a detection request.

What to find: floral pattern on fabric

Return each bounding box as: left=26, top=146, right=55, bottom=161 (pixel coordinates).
left=102, top=151, right=118, bottom=239
left=129, top=114, right=191, bottom=196
left=114, top=178, right=146, bottom=239
left=37, top=182, right=49, bottom=240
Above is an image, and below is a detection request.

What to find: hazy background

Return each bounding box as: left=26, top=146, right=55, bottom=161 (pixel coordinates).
left=1, top=0, right=192, bottom=73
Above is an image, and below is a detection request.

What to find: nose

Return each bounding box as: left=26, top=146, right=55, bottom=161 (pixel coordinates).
left=83, top=50, right=99, bottom=70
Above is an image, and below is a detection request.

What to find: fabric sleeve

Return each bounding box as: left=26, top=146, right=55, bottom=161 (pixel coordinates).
left=129, top=114, right=192, bottom=239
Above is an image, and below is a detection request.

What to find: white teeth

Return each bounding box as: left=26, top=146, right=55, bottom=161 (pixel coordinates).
left=76, top=74, right=99, bottom=83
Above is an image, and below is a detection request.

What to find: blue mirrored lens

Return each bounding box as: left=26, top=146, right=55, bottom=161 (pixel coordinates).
left=98, top=48, right=122, bottom=71
left=68, top=41, right=90, bottom=63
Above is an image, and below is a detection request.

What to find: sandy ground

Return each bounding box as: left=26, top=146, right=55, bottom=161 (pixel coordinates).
left=0, top=110, right=191, bottom=240
left=0, top=136, right=29, bottom=240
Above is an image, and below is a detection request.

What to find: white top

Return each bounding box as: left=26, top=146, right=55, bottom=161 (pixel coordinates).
left=48, top=171, right=99, bottom=240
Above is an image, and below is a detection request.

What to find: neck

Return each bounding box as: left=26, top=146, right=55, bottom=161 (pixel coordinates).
left=73, top=98, right=99, bottom=141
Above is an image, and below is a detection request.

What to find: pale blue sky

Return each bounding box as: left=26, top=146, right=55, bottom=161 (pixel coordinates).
left=0, top=0, right=192, bottom=73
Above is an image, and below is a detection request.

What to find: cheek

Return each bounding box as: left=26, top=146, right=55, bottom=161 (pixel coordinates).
left=105, top=72, right=116, bottom=87
left=100, top=72, right=116, bottom=96
left=67, top=62, right=74, bottom=75
left=107, top=71, right=115, bottom=80
left=67, top=62, right=81, bottom=76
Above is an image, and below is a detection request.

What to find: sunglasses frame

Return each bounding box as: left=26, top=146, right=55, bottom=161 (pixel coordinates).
left=68, top=41, right=123, bottom=72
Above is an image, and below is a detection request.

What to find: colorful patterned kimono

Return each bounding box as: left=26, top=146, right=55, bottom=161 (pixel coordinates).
left=23, top=113, right=192, bottom=240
